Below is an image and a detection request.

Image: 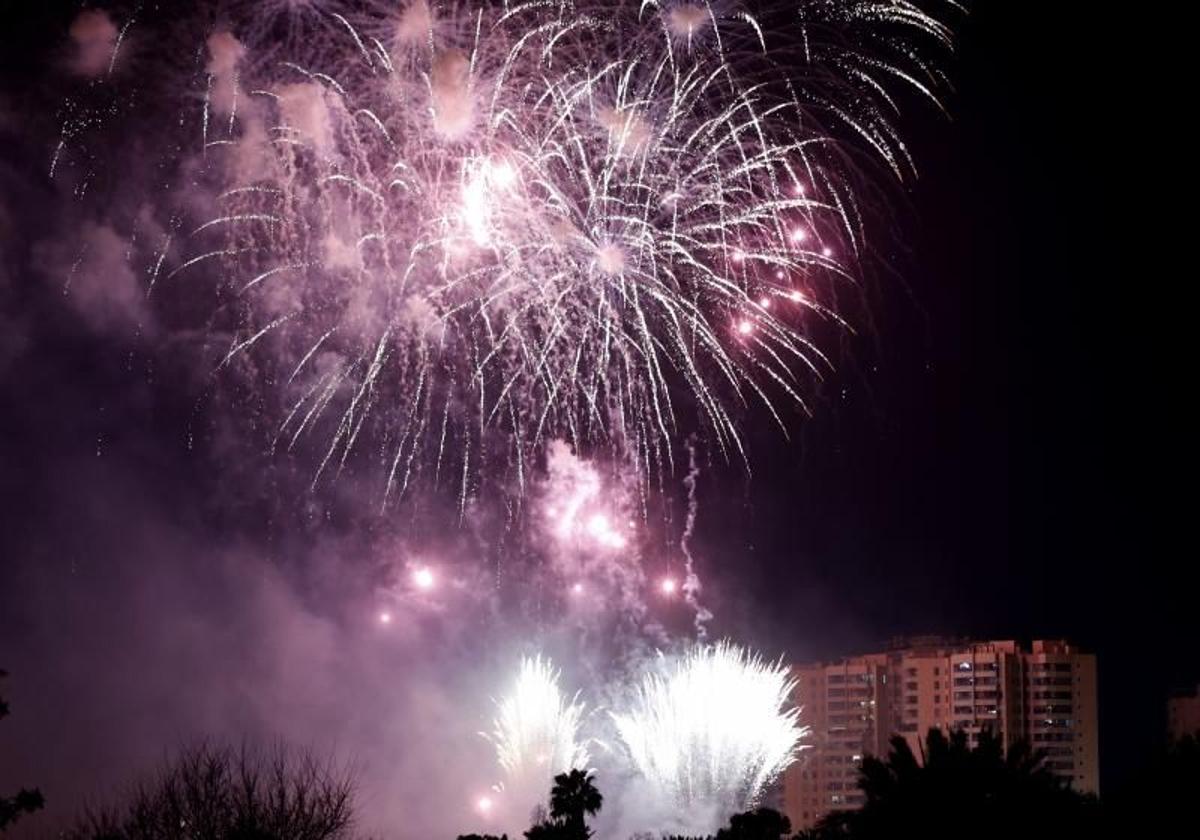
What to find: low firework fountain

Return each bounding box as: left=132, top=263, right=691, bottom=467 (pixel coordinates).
left=612, top=641, right=806, bottom=815
left=487, top=656, right=591, bottom=826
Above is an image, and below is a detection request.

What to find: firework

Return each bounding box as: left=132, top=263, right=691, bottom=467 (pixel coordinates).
left=411, top=565, right=436, bottom=590
left=487, top=656, right=591, bottom=824
left=611, top=641, right=806, bottom=814
left=55, top=0, right=957, bottom=500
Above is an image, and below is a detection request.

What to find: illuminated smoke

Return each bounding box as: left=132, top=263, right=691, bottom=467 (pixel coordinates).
left=68, top=10, right=120, bottom=77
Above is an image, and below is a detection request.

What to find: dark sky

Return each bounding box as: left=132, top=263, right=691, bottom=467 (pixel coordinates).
left=0, top=1, right=1185, bottom=835
left=702, top=0, right=1186, bottom=794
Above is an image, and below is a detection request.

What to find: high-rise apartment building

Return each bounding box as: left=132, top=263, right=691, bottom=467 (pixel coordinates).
left=783, top=638, right=1098, bottom=832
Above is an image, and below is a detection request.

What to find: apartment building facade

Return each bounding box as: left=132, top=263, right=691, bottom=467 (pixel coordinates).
left=783, top=638, right=1098, bottom=832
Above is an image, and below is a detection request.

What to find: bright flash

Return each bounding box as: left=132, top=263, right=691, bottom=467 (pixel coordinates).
left=378, top=610, right=393, bottom=624
left=737, top=320, right=753, bottom=336
left=489, top=160, right=516, bottom=188
left=585, top=513, right=626, bottom=549
left=413, top=567, right=435, bottom=590
left=476, top=795, right=493, bottom=814
left=660, top=577, right=678, bottom=595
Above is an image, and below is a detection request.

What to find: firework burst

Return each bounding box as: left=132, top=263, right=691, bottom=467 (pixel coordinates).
left=611, top=640, right=805, bottom=813
left=54, top=1, right=958, bottom=501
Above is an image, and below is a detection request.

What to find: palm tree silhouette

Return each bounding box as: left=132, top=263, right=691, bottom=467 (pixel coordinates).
left=801, top=728, right=1098, bottom=840
left=549, top=769, right=602, bottom=828
left=524, top=770, right=602, bottom=840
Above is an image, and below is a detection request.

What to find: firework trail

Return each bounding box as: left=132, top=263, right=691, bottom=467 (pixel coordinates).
left=486, top=655, right=591, bottom=825
left=53, top=0, right=958, bottom=502
left=679, top=436, right=711, bottom=638
left=611, top=640, right=805, bottom=814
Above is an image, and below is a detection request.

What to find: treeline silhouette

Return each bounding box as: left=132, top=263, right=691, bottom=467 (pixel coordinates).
left=5, top=664, right=1200, bottom=839
left=1, top=670, right=44, bottom=832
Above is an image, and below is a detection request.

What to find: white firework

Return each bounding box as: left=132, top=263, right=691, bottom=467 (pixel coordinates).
left=612, top=640, right=806, bottom=814
left=487, top=656, right=591, bottom=821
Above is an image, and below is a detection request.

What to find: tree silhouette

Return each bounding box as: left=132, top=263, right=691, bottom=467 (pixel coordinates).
left=523, top=770, right=602, bottom=840
left=714, top=807, right=791, bottom=839
left=0, top=669, right=44, bottom=833
left=1108, top=732, right=1200, bottom=836
left=59, top=742, right=362, bottom=840
left=800, top=728, right=1099, bottom=840
left=455, top=835, right=509, bottom=840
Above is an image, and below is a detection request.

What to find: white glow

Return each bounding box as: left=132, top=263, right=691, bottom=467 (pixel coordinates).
left=413, top=566, right=435, bottom=590
left=462, top=166, right=491, bottom=245
left=489, top=160, right=516, bottom=188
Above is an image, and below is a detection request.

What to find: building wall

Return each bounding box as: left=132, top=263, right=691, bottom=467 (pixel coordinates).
left=783, top=639, right=1099, bottom=832
left=1168, top=685, right=1200, bottom=742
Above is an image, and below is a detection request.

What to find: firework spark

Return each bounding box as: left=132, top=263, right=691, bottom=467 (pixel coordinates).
left=55, top=1, right=958, bottom=501
left=611, top=640, right=806, bottom=814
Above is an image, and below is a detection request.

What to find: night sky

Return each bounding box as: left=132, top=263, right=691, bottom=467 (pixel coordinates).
left=0, top=1, right=1185, bottom=837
